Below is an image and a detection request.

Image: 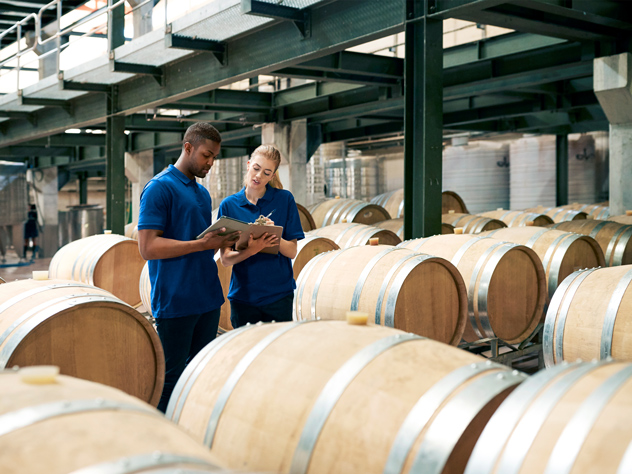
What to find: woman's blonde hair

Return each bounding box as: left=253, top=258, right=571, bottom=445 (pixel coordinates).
left=246, top=144, right=284, bottom=189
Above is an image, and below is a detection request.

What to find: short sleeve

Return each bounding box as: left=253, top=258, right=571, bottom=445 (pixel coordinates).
left=283, top=192, right=305, bottom=241
left=217, top=199, right=228, bottom=219
left=138, top=180, right=169, bottom=231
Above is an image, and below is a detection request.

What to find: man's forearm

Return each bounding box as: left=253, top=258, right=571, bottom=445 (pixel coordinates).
left=141, top=235, right=206, bottom=260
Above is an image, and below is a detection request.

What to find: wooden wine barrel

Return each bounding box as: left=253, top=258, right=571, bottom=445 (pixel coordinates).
left=608, top=212, right=632, bottom=226
left=398, top=235, right=546, bottom=344
left=562, top=202, right=610, bottom=220
left=442, top=213, right=507, bottom=234
left=0, top=279, right=164, bottom=406
left=374, top=219, right=455, bottom=240
left=542, top=265, right=632, bottom=366
left=166, top=320, right=526, bottom=474
left=308, top=223, right=401, bottom=248
left=482, top=227, right=606, bottom=299
left=297, top=203, right=317, bottom=232
left=443, top=190, right=468, bottom=214
left=294, top=245, right=467, bottom=345
left=479, top=210, right=554, bottom=228
left=524, top=206, right=588, bottom=223
left=210, top=236, right=341, bottom=332
left=139, top=261, right=152, bottom=315
left=308, top=198, right=391, bottom=227
left=371, top=188, right=405, bottom=218
left=370, top=189, right=469, bottom=217
left=0, top=371, right=225, bottom=474
left=49, top=234, right=146, bottom=306
left=465, top=360, right=632, bottom=474
left=551, top=220, right=632, bottom=266
left=124, top=222, right=139, bottom=240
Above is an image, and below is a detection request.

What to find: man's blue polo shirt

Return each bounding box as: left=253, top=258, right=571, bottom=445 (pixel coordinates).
left=138, top=165, right=224, bottom=318
left=218, top=185, right=304, bottom=306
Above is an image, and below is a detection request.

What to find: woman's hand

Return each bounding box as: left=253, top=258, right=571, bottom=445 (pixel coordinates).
left=247, top=232, right=279, bottom=254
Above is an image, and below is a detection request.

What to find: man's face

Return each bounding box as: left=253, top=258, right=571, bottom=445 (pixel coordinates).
left=185, top=139, right=221, bottom=179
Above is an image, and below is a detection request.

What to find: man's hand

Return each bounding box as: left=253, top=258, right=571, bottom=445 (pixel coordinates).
left=199, top=227, right=240, bottom=250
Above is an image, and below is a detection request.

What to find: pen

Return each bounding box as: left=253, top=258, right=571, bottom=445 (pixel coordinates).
left=265, top=210, right=275, bottom=219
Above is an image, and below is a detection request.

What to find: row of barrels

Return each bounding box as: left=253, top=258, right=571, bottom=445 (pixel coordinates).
left=4, top=320, right=632, bottom=474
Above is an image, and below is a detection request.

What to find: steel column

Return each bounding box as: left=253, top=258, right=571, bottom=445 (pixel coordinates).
left=556, top=134, right=568, bottom=206
left=404, top=0, right=443, bottom=239
left=106, top=87, right=126, bottom=235
left=79, top=172, right=88, bottom=205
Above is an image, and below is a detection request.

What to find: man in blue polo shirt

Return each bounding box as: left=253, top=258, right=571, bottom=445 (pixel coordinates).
left=138, top=122, right=239, bottom=413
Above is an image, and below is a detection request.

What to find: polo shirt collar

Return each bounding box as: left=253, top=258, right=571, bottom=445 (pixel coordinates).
left=168, top=164, right=195, bottom=185
left=238, top=185, right=274, bottom=207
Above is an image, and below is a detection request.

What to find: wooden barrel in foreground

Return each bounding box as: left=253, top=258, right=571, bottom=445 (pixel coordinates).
left=308, top=198, right=391, bottom=227
left=525, top=206, right=587, bottom=223
left=551, top=220, right=632, bottom=266
left=479, top=210, right=554, bottom=228
left=49, top=234, right=146, bottom=306
left=465, top=360, right=632, bottom=474
left=374, top=219, right=455, bottom=239
left=205, top=236, right=341, bottom=332
left=0, top=371, right=224, bottom=474
left=482, top=227, right=606, bottom=299
left=308, top=222, right=401, bottom=248
left=294, top=245, right=468, bottom=345
left=398, top=235, right=546, bottom=344
left=0, top=279, right=164, bottom=406
left=562, top=202, right=610, bottom=220
left=167, top=320, right=526, bottom=474
left=297, top=203, right=317, bottom=232
left=442, top=213, right=507, bottom=234
left=370, top=189, right=468, bottom=217
left=543, top=265, right=632, bottom=366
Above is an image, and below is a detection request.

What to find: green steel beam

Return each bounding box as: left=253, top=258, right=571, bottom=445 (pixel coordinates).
left=404, top=0, right=443, bottom=240
left=274, top=81, right=362, bottom=107
left=272, top=67, right=401, bottom=87
left=556, top=134, right=568, bottom=206
left=105, top=86, right=126, bottom=236
left=174, top=89, right=272, bottom=110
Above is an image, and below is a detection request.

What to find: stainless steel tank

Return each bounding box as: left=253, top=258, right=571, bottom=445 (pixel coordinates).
left=59, top=204, right=104, bottom=246
left=0, top=161, right=27, bottom=226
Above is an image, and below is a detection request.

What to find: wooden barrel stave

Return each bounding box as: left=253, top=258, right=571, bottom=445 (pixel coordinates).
left=296, top=203, right=317, bottom=232
left=294, top=245, right=468, bottom=345
left=525, top=206, right=588, bottom=223
left=0, top=279, right=164, bottom=406
left=398, top=234, right=546, bottom=344
left=167, top=321, right=525, bottom=474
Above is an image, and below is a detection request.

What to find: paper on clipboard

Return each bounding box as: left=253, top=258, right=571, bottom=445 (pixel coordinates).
left=197, top=216, right=282, bottom=255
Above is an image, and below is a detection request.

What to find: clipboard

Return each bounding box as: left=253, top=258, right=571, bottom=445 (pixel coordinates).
left=197, top=216, right=283, bottom=255
left=196, top=216, right=250, bottom=240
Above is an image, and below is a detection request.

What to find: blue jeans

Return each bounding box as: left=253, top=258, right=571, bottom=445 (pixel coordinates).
left=230, top=293, right=294, bottom=329
left=154, top=308, right=220, bottom=413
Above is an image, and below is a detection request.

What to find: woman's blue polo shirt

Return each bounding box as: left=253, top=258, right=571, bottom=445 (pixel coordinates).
left=138, top=165, right=224, bottom=318
left=218, top=185, right=305, bottom=306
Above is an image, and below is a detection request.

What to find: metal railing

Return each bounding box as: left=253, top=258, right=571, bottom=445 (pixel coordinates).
left=0, top=0, right=170, bottom=93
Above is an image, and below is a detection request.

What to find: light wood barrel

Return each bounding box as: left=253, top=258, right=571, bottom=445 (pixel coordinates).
left=212, top=236, right=341, bottom=332
left=140, top=261, right=152, bottom=315
left=371, top=188, right=405, bottom=218
left=49, top=234, right=146, bottom=306
left=551, top=220, right=632, bottom=266
left=465, top=360, right=632, bottom=474
left=562, top=202, right=610, bottom=220
left=443, top=213, right=507, bottom=234
left=370, top=189, right=468, bottom=217
left=542, top=265, right=632, bottom=366
left=608, top=213, right=632, bottom=225
left=166, top=320, right=526, bottom=474
left=443, top=190, right=468, bottom=214
left=482, top=227, right=606, bottom=299
left=525, top=206, right=588, bottom=223
left=479, top=210, right=554, bottom=228
left=374, top=219, right=455, bottom=240
left=294, top=245, right=468, bottom=345
left=398, top=235, right=546, bottom=344
left=0, top=372, right=224, bottom=474
left=297, top=203, right=317, bottom=232
left=308, top=198, right=391, bottom=227
left=0, top=279, right=164, bottom=406
left=308, top=222, right=401, bottom=248
left=124, top=222, right=139, bottom=240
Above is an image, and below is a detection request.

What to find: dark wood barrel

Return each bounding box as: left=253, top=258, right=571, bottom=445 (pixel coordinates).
left=0, top=279, right=164, bottom=406
left=442, top=190, right=469, bottom=214
left=167, top=320, right=525, bottom=474
left=297, top=203, right=317, bottom=232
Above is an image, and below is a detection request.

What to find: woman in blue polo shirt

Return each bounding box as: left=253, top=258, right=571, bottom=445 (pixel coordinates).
left=218, top=145, right=305, bottom=327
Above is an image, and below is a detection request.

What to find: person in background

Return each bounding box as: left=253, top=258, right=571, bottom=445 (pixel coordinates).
left=137, top=123, right=239, bottom=413
left=23, top=204, right=38, bottom=261
left=218, top=145, right=305, bottom=328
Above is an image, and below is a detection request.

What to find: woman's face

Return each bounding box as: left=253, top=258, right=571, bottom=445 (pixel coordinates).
left=246, top=154, right=277, bottom=192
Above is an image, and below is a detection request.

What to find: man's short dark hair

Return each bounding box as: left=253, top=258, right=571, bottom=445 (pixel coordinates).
left=183, top=123, right=222, bottom=148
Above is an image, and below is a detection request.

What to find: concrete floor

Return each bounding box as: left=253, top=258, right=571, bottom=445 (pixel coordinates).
left=0, top=250, right=52, bottom=284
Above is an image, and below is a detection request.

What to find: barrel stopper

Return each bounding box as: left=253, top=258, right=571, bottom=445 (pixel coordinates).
left=346, top=311, right=369, bottom=325
left=341, top=219, right=348, bottom=223
left=20, top=366, right=60, bottom=384
left=448, top=210, right=455, bottom=214
left=104, top=230, right=112, bottom=234
left=454, top=227, right=464, bottom=234
left=32, top=271, right=49, bottom=281
left=369, top=238, right=380, bottom=246
left=626, top=210, right=632, bottom=216
left=526, top=221, right=535, bottom=226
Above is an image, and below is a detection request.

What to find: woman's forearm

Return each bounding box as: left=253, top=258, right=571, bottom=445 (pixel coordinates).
left=279, top=239, right=298, bottom=259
